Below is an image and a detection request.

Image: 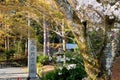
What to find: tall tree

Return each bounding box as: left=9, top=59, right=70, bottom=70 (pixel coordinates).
left=54, top=0, right=120, bottom=79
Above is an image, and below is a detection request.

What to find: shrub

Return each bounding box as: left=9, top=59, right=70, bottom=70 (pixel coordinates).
left=43, top=69, right=58, bottom=80
left=5, top=49, right=15, bottom=60
left=65, top=50, right=83, bottom=65
left=37, top=54, right=49, bottom=65
left=44, top=65, right=87, bottom=80
left=43, top=50, right=87, bottom=80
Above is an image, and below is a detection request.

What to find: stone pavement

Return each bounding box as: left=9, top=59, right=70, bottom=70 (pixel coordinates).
left=0, top=67, right=28, bottom=80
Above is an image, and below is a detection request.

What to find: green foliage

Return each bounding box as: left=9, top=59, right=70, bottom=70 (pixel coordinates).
left=5, top=49, right=15, bottom=60
left=65, top=50, right=83, bottom=65
left=0, top=46, right=5, bottom=52
left=65, top=50, right=73, bottom=58
left=43, top=51, right=87, bottom=80
left=43, top=65, right=87, bottom=80
left=43, top=69, right=58, bottom=80
left=52, top=12, right=63, bottom=19
left=37, top=54, right=49, bottom=65
left=89, top=30, right=104, bottom=52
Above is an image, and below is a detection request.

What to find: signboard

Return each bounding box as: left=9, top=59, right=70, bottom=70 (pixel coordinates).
left=28, top=39, right=37, bottom=78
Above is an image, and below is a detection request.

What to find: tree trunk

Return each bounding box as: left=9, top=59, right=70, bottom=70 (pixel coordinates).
left=7, top=36, right=9, bottom=51
left=5, top=37, right=7, bottom=51
left=54, top=0, right=120, bottom=80
left=43, top=15, right=50, bottom=56
left=4, top=24, right=7, bottom=51
left=62, top=19, right=66, bottom=52
left=62, top=19, right=66, bottom=64
left=43, top=15, right=47, bottom=56
left=46, top=21, right=50, bottom=56
left=28, top=12, right=30, bottom=39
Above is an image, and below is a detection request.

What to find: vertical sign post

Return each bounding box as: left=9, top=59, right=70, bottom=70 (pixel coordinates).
left=28, top=39, right=37, bottom=79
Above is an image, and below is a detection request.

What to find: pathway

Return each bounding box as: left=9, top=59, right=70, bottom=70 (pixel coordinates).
left=0, top=67, right=28, bottom=80
left=111, top=57, right=120, bottom=80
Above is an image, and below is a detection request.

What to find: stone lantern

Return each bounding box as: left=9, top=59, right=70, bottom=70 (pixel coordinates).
left=56, top=48, right=64, bottom=66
